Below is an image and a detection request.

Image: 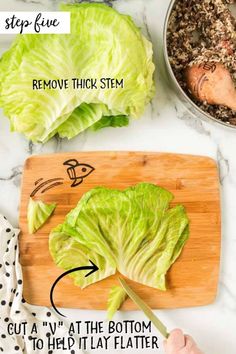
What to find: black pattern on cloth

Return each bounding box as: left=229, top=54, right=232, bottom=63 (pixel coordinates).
left=0, top=215, right=84, bottom=354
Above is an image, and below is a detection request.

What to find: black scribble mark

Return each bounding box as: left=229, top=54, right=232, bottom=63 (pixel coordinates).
left=201, top=62, right=217, bottom=73
left=194, top=73, right=209, bottom=98
left=35, top=178, right=43, bottom=185
left=41, top=182, right=64, bottom=194
left=63, top=159, right=95, bottom=187
left=30, top=178, right=64, bottom=197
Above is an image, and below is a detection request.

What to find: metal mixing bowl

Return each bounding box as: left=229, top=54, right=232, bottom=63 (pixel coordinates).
left=163, top=0, right=236, bottom=130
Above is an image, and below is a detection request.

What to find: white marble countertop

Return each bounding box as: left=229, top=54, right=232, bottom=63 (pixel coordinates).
left=0, top=1, right=236, bottom=353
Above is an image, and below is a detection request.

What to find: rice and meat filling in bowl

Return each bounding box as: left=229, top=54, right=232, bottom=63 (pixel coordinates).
left=167, top=0, right=236, bottom=126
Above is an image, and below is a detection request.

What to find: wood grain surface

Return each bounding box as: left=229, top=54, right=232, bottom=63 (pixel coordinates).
left=19, top=152, right=221, bottom=310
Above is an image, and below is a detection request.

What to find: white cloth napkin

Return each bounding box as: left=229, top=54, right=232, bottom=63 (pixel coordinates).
left=0, top=214, right=84, bottom=354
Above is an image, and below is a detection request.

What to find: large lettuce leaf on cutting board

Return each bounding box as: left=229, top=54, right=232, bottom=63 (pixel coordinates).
left=0, top=3, right=155, bottom=143
left=27, top=198, right=56, bottom=234
left=49, top=225, right=116, bottom=288
left=49, top=183, right=189, bottom=290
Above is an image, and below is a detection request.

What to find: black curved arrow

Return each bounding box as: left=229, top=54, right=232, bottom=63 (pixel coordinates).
left=50, top=260, right=99, bottom=317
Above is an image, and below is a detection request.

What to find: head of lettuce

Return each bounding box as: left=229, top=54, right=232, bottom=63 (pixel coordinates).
left=0, top=3, right=155, bottom=143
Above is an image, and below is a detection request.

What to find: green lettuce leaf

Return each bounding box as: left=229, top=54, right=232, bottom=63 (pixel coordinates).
left=91, top=116, right=129, bottom=131
left=49, top=225, right=116, bottom=288
left=0, top=3, right=155, bottom=142
left=27, top=198, right=56, bottom=234
left=57, top=103, right=106, bottom=139
left=107, top=286, right=128, bottom=320
left=49, top=183, right=189, bottom=290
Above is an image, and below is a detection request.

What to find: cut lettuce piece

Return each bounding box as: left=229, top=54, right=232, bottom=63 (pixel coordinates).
left=27, top=198, right=56, bottom=234
left=49, top=183, right=189, bottom=290
left=107, top=286, right=128, bottom=320
left=0, top=3, right=155, bottom=142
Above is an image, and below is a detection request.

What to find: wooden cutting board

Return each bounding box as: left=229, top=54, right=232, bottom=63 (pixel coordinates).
left=19, top=152, right=221, bottom=310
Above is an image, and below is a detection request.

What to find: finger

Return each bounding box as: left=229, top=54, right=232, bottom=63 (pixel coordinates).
left=185, top=335, right=196, bottom=349
left=166, top=329, right=186, bottom=350
left=185, top=335, right=203, bottom=354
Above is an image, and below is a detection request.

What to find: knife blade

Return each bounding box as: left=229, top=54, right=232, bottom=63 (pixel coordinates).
left=119, top=277, right=169, bottom=339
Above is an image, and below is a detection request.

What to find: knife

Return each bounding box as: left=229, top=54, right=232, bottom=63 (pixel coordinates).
left=119, top=277, right=169, bottom=339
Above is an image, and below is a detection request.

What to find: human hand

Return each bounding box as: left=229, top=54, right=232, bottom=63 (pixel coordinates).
left=163, top=329, right=204, bottom=354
